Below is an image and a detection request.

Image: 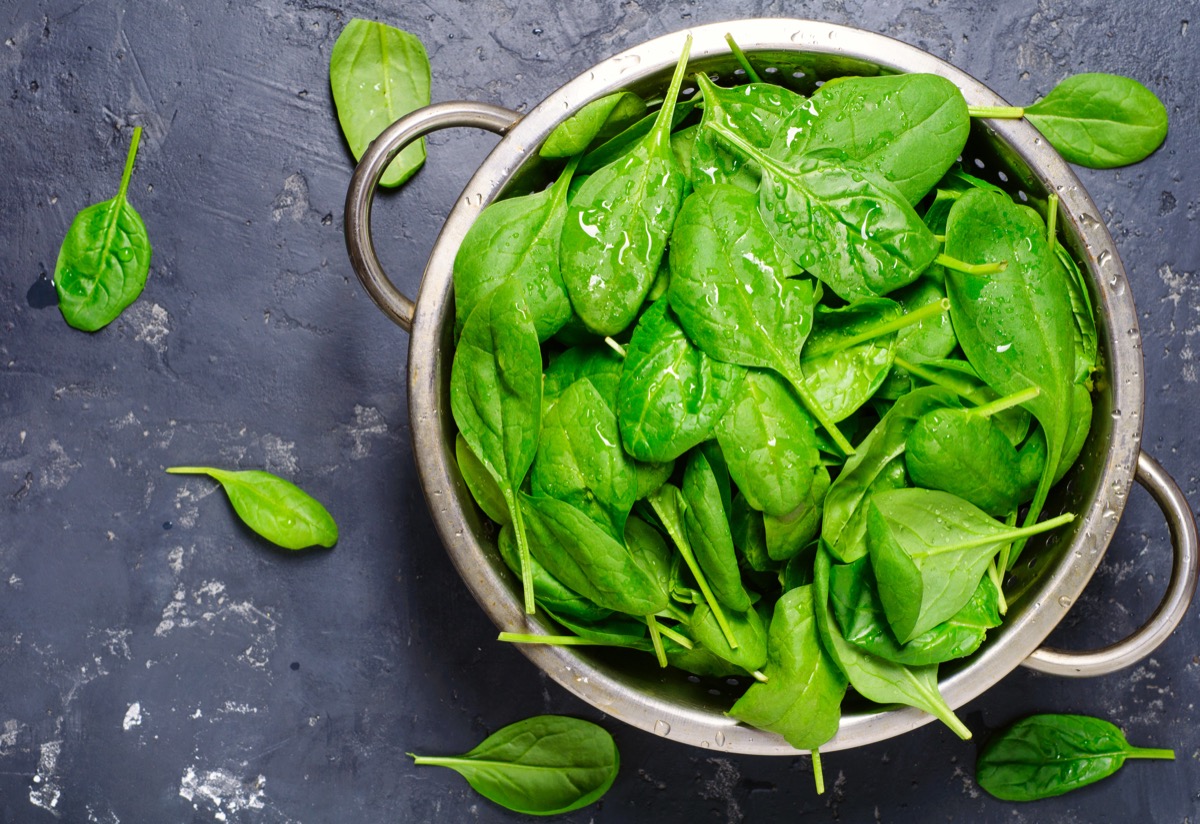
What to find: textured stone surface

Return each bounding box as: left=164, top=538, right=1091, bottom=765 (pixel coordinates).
left=1, top=1, right=1197, bottom=821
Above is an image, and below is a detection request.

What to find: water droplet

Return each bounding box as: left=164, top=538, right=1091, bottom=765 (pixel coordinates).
left=715, top=730, right=726, bottom=747
left=1079, top=213, right=1102, bottom=230
left=700, top=740, right=710, bottom=748
left=653, top=720, right=671, bottom=737
left=1097, top=249, right=1113, bottom=267
left=1058, top=595, right=1073, bottom=608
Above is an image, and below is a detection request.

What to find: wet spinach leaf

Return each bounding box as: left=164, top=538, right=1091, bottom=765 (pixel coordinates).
left=450, top=280, right=543, bottom=612
left=691, top=73, right=802, bottom=190
left=165, top=467, right=337, bottom=550
left=775, top=73, right=970, bottom=204
left=455, top=433, right=509, bottom=525
left=690, top=601, right=769, bottom=674
left=976, top=714, right=1174, bottom=801
left=617, top=299, right=746, bottom=462
left=560, top=39, right=692, bottom=335
left=1022, top=74, right=1169, bottom=169
left=410, top=715, right=619, bottom=816
left=497, top=523, right=611, bottom=624
left=330, top=19, right=431, bottom=187
left=453, top=157, right=578, bottom=341
left=729, top=585, right=846, bottom=750
left=55, top=127, right=151, bottom=332
left=682, top=448, right=751, bottom=611
left=541, top=91, right=647, bottom=158
left=867, top=488, right=1074, bottom=643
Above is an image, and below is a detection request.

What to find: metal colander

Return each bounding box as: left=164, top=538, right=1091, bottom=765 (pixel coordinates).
left=344, top=19, right=1197, bottom=754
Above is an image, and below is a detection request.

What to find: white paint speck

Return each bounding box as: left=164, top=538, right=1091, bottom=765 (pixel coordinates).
left=41, top=439, right=81, bottom=490
left=344, top=405, right=389, bottom=459
left=179, top=766, right=267, bottom=818
left=262, top=434, right=298, bottom=475
left=29, top=740, right=63, bottom=812
left=128, top=302, right=170, bottom=356
left=122, top=702, right=143, bottom=731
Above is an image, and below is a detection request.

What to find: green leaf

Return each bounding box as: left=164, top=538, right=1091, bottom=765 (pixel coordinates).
left=944, top=189, right=1076, bottom=566
left=560, top=38, right=692, bottom=335
left=765, top=466, right=829, bottom=562
left=541, top=91, right=647, bottom=158
left=329, top=19, right=431, bottom=187
left=682, top=449, right=751, bottom=611
left=821, top=386, right=958, bottom=563
left=164, top=467, right=337, bottom=550
left=55, top=127, right=151, bottom=332
left=690, top=602, right=768, bottom=673
left=496, top=523, right=611, bottom=624
left=829, top=556, right=1000, bottom=666
left=867, top=488, right=1073, bottom=643
left=799, top=298, right=905, bottom=422
left=450, top=280, right=543, bottom=612
left=813, top=547, right=970, bottom=739
left=1024, top=73, right=1169, bottom=169
left=706, top=122, right=940, bottom=303
left=976, top=714, right=1174, bottom=801
left=716, top=370, right=824, bottom=518
left=533, top=378, right=638, bottom=539
left=453, top=158, right=577, bottom=341
left=776, top=73, right=970, bottom=204
left=691, top=74, right=803, bottom=191
left=454, top=433, right=509, bottom=525
left=520, top=493, right=668, bottom=617
left=410, top=715, right=620, bottom=816
left=729, top=585, right=846, bottom=750
left=616, top=299, right=746, bottom=462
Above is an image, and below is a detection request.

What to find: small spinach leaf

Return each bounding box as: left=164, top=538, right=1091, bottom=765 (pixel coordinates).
left=410, top=715, right=619, bottom=816
left=165, top=467, right=337, bottom=550
left=541, top=91, right=647, bottom=158
left=976, top=714, right=1174, bottom=801
left=691, top=73, right=802, bottom=190
left=330, top=19, right=431, bottom=187
left=1023, top=74, right=1169, bottom=169
left=55, top=127, right=151, bottom=332
left=682, top=448, right=751, bottom=611
left=455, top=433, right=509, bottom=525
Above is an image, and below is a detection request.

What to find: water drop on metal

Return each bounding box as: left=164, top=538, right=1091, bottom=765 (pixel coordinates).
left=653, top=720, right=671, bottom=737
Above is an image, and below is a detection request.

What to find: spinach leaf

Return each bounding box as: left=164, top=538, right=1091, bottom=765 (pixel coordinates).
left=729, top=585, right=846, bottom=751
left=682, top=448, right=751, bottom=611
left=1056, top=244, right=1099, bottom=387
left=544, top=344, right=624, bottom=409
left=497, top=523, right=611, bottom=624
left=541, top=91, right=647, bottom=158
left=165, top=467, right=337, bottom=550
left=690, top=602, right=769, bottom=674
left=330, top=19, right=430, bottom=187
left=706, top=122, right=940, bottom=304
left=540, top=607, right=651, bottom=649
left=617, top=299, right=746, bottom=462
left=764, top=466, right=829, bottom=561
left=821, top=386, right=957, bottom=563
left=829, top=556, right=1000, bottom=666
left=533, top=377, right=637, bottom=539
left=905, top=407, right=1044, bottom=516
left=716, top=370, right=824, bottom=517
left=520, top=493, right=668, bottom=617
left=560, top=39, right=692, bottom=335
left=54, top=127, right=151, bottom=332
left=775, top=73, right=970, bottom=204
left=455, top=433, right=509, bottom=525
left=450, top=280, right=543, bottom=612
left=453, top=156, right=578, bottom=341
left=813, top=547, right=971, bottom=739
left=876, top=274, right=958, bottom=399
left=667, top=184, right=851, bottom=453
left=898, top=357, right=1032, bottom=446
left=410, top=715, right=619, bottom=816
left=731, top=491, right=774, bottom=574
left=976, top=714, right=1174, bottom=801
left=798, top=298, right=905, bottom=422
left=944, top=189, right=1076, bottom=567
left=1022, top=74, right=1169, bottom=169
left=867, top=488, right=1074, bottom=643
left=691, top=73, right=802, bottom=190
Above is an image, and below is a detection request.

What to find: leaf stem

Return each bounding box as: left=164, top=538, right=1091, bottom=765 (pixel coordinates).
left=967, top=105, right=1026, bottom=119
left=912, top=512, right=1075, bottom=558
left=812, top=748, right=825, bottom=795
left=778, top=361, right=856, bottom=457
left=649, top=493, right=740, bottom=650
left=648, top=617, right=694, bottom=649
left=603, top=337, right=627, bottom=358
left=1046, top=192, right=1059, bottom=246
left=723, top=33, right=762, bottom=83
left=507, top=492, right=537, bottom=614
left=1127, top=747, right=1176, bottom=760
left=804, top=299, right=950, bottom=358
left=646, top=614, right=668, bottom=667
left=650, top=35, right=693, bottom=148
left=987, top=558, right=1009, bottom=616
left=751, top=669, right=768, bottom=683
left=498, top=632, right=630, bottom=647
left=117, top=126, right=143, bottom=203
left=968, top=386, right=1041, bottom=419
left=936, top=253, right=1008, bottom=276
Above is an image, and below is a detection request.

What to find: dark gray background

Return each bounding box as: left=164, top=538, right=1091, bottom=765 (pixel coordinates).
left=2, top=0, right=1197, bottom=821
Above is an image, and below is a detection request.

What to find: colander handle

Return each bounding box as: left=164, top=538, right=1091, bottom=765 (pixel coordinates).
left=344, top=102, right=521, bottom=332
left=1022, top=451, right=1199, bottom=677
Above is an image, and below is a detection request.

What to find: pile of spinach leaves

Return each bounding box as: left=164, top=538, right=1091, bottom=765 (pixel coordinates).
left=443, top=38, right=1163, bottom=793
